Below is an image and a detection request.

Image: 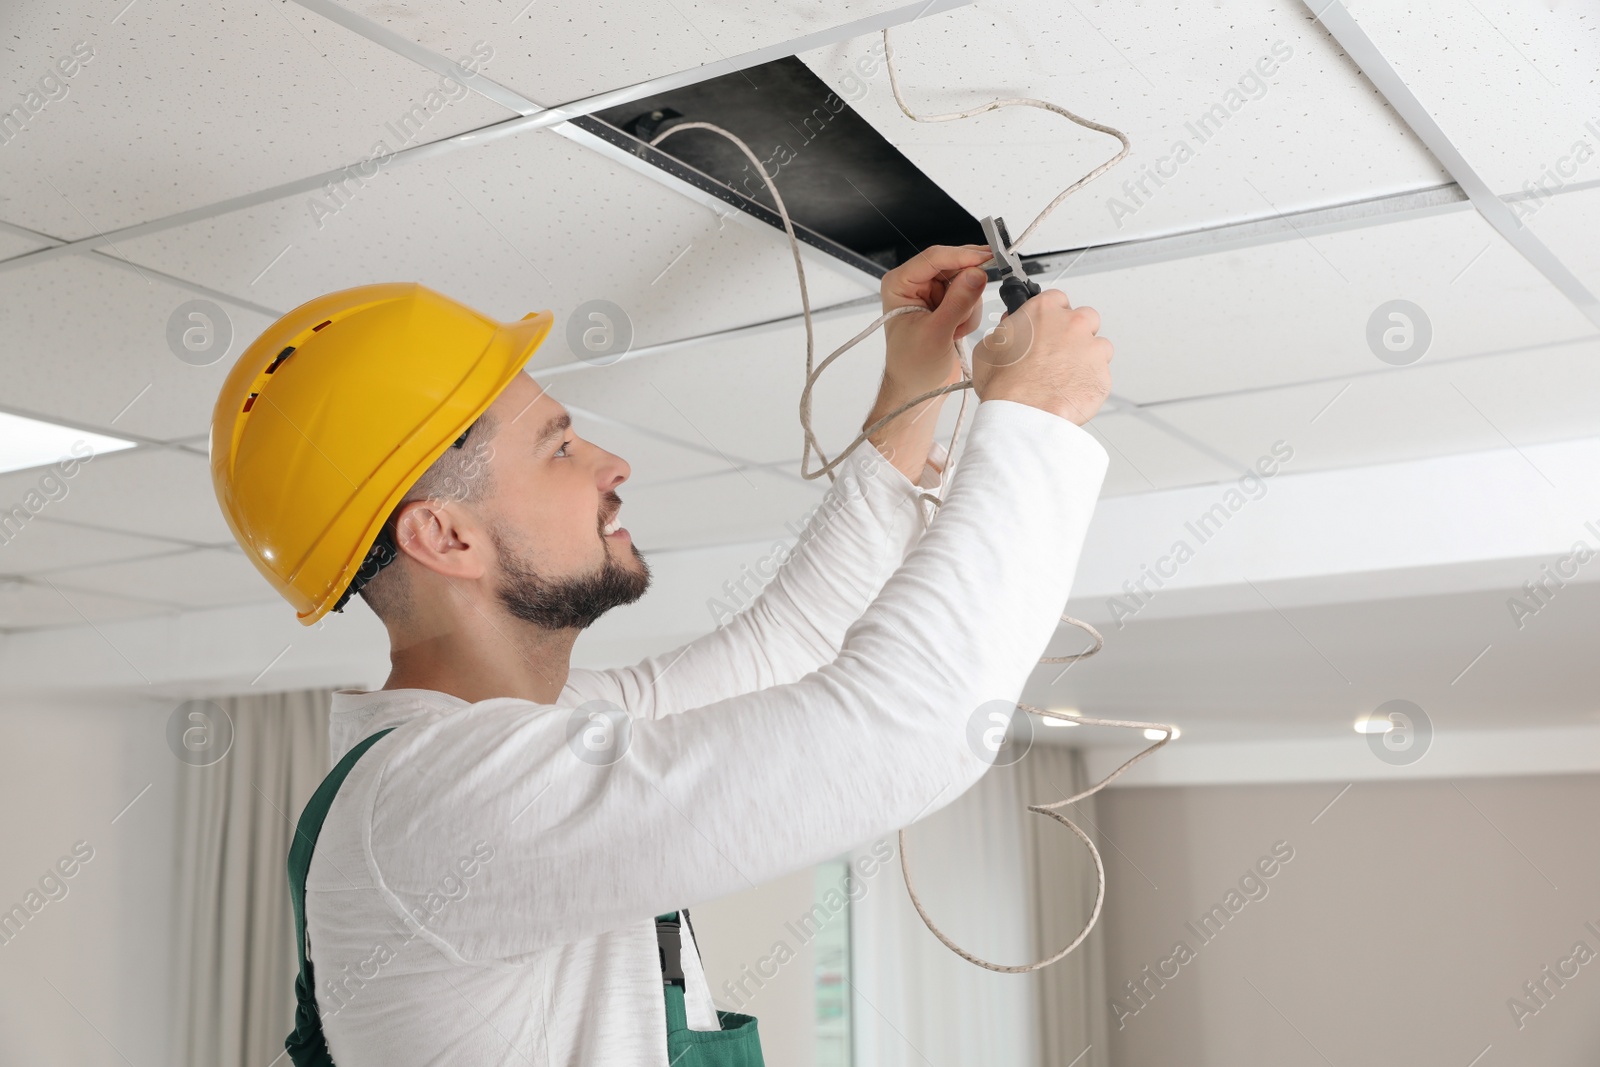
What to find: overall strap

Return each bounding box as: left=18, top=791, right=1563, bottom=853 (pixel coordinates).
left=285, top=728, right=397, bottom=1067
left=656, top=908, right=767, bottom=1063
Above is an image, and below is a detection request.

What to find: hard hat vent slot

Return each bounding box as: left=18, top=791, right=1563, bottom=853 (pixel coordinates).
left=266, top=346, right=296, bottom=374
left=242, top=393, right=259, bottom=413
left=312, top=320, right=332, bottom=332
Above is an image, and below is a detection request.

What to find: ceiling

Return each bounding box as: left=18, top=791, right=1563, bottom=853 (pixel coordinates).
left=0, top=0, right=1596, bottom=773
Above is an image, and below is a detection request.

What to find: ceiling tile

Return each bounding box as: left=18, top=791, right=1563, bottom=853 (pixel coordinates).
left=0, top=577, right=166, bottom=631
left=0, top=447, right=231, bottom=544
left=553, top=403, right=758, bottom=488
left=1048, top=581, right=1600, bottom=736
left=0, top=0, right=515, bottom=237
left=539, top=304, right=896, bottom=469
left=619, top=463, right=827, bottom=553
left=0, top=254, right=277, bottom=441
left=545, top=310, right=1243, bottom=501
left=115, top=126, right=874, bottom=352
left=799, top=0, right=1448, bottom=251
left=333, top=0, right=917, bottom=105
left=48, top=547, right=277, bottom=610
left=0, top=520, right=177, bottom=576
left=1057, top=206, right=1595, bottom=404
left=1341, top=0, right=1600, bottom=197
left=1142, top=335, right=1600, bottom=480
left=1087, top=411, right=1239, bottom=497
left=1525, top=183, right=1600, bottom=296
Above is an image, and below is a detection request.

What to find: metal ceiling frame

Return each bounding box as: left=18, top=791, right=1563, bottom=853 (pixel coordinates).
left=1303, top=0, right=1600, bottom=332
left=293, top=1, right=1545, bottom=478
left=2, top=2, right=1593, bottom=319
left=0, top=1, right=1592, bottom=502
left=532, top=181, right=1559, bottom=475
left=0, top=218, right=285, bottom=320
left=8, top=179, right=1587, bottom=482
left=1029, top=184, right=1470, bottom=278
left=535, top=177, right=1600, bottom=374
left=0, top=0, right=1595, bottom=636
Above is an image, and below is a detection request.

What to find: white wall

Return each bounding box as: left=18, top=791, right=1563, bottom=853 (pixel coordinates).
left=0, top=692, right=182, bottom=1066
left=14, top=690, right=1600, bottom=1067
left=1097, top=774, right=1600, bottom=1066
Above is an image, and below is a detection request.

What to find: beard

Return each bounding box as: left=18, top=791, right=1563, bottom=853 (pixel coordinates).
left=490, top=518, right=651, bottom=631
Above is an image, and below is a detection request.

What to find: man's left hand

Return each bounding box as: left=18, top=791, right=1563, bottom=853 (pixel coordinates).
left=879, top=243, right=993, bottom=395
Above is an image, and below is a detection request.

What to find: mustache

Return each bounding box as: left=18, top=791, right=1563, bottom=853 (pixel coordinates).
left=599, top=491, right=623, bottom=528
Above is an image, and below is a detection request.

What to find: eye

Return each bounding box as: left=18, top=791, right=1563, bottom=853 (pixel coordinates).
left=554, top=437, right=574, bottom=458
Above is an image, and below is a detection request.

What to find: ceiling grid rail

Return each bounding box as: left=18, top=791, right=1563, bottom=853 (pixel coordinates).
left=1303, top=0, right=1600, bottom=332
left=4, top=0, right=1594, bottom=491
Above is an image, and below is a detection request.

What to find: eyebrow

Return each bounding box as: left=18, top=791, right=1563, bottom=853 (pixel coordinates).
left=535, top=412, right=572, bottom=451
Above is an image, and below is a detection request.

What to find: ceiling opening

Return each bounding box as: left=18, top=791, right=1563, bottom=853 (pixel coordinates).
left=576, top=55, right=990, bottom=277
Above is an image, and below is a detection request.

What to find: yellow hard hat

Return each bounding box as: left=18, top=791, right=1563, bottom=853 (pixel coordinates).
left=210, top=282, right=555, bottom=626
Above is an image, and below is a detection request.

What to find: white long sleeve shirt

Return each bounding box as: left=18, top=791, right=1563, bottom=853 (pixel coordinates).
left=307, top=397, right=1109, bottom=1066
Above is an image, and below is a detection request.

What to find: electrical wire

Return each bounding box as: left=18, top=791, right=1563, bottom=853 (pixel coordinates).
left=648, top=23, right=1177, bottom=974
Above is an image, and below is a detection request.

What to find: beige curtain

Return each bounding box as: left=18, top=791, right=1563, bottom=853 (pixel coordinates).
left=1018, top=745, right=1110, bottom=1067
left=850, top=743, right=1108, bottom=1067
left=169, top=688, right=334, bottom=1067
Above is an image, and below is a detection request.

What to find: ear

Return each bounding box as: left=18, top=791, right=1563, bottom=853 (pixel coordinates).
left=391, top=498, right=488, bottom=581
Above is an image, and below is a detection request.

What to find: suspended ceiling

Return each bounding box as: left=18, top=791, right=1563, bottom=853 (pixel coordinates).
left=0, top=0, right=1597, bottom=763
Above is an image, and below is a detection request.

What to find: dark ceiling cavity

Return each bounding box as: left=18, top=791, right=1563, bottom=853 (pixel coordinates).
left=577, top=56, right=990, bottom=277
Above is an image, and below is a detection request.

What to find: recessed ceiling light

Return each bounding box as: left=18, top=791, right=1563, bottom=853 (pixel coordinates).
left=1354, top=715, right=1394, bottom=734
left=0, top=412, right=135, bottom=475
left=1038, top=709, right=1081, bottom=727
left=1144, top=727, right=1180, bottom=741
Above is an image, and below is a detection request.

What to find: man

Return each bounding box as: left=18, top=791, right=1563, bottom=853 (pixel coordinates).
left=210, top=245, right=1111, bottom=1066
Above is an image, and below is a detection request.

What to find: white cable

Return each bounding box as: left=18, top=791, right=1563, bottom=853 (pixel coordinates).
left=648, top=24, right=1175, bottom=974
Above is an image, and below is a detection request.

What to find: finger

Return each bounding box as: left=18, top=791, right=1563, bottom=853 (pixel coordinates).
left=955, top=295, right=984, bottom=340
left=894, top=244, right=999, bottom=287
left=1038, top=287, right=1073, bottom=311
left=1072, top=305, right=1100, bottom=335
left=927, top=267, right=988, bottom=333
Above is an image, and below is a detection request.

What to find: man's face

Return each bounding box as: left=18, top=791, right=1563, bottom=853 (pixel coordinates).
left=476, top=373, right=650, bottom=629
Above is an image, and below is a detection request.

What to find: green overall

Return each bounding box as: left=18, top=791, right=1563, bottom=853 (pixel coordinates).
left=286, top=727, right=765, bottom=1066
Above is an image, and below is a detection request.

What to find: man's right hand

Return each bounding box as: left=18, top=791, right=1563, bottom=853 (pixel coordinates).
left=970, top=289, right=1112, bottom=426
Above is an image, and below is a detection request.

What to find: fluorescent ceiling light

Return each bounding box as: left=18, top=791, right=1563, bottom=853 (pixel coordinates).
left=1039, top=709, right=1081, bottom=728
left=0, top=412, right=136, bottom=475
left=1354, top=715, right=1394, bottom=734
left=1144, top=727, right=1180, bottom=741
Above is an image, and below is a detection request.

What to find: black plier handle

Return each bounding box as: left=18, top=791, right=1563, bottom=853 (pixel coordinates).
left=980, top=215, right=1041, bottom=316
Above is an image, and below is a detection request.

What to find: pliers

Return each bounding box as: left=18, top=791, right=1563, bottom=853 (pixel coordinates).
left=980, top=215, right=1041, bottom=316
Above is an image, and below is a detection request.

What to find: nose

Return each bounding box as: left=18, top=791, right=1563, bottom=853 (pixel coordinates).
left=598, top=445, right=630, bottom=488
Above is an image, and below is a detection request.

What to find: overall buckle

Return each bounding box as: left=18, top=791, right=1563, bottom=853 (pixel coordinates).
left=656, top=914, right=685, bottom=987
